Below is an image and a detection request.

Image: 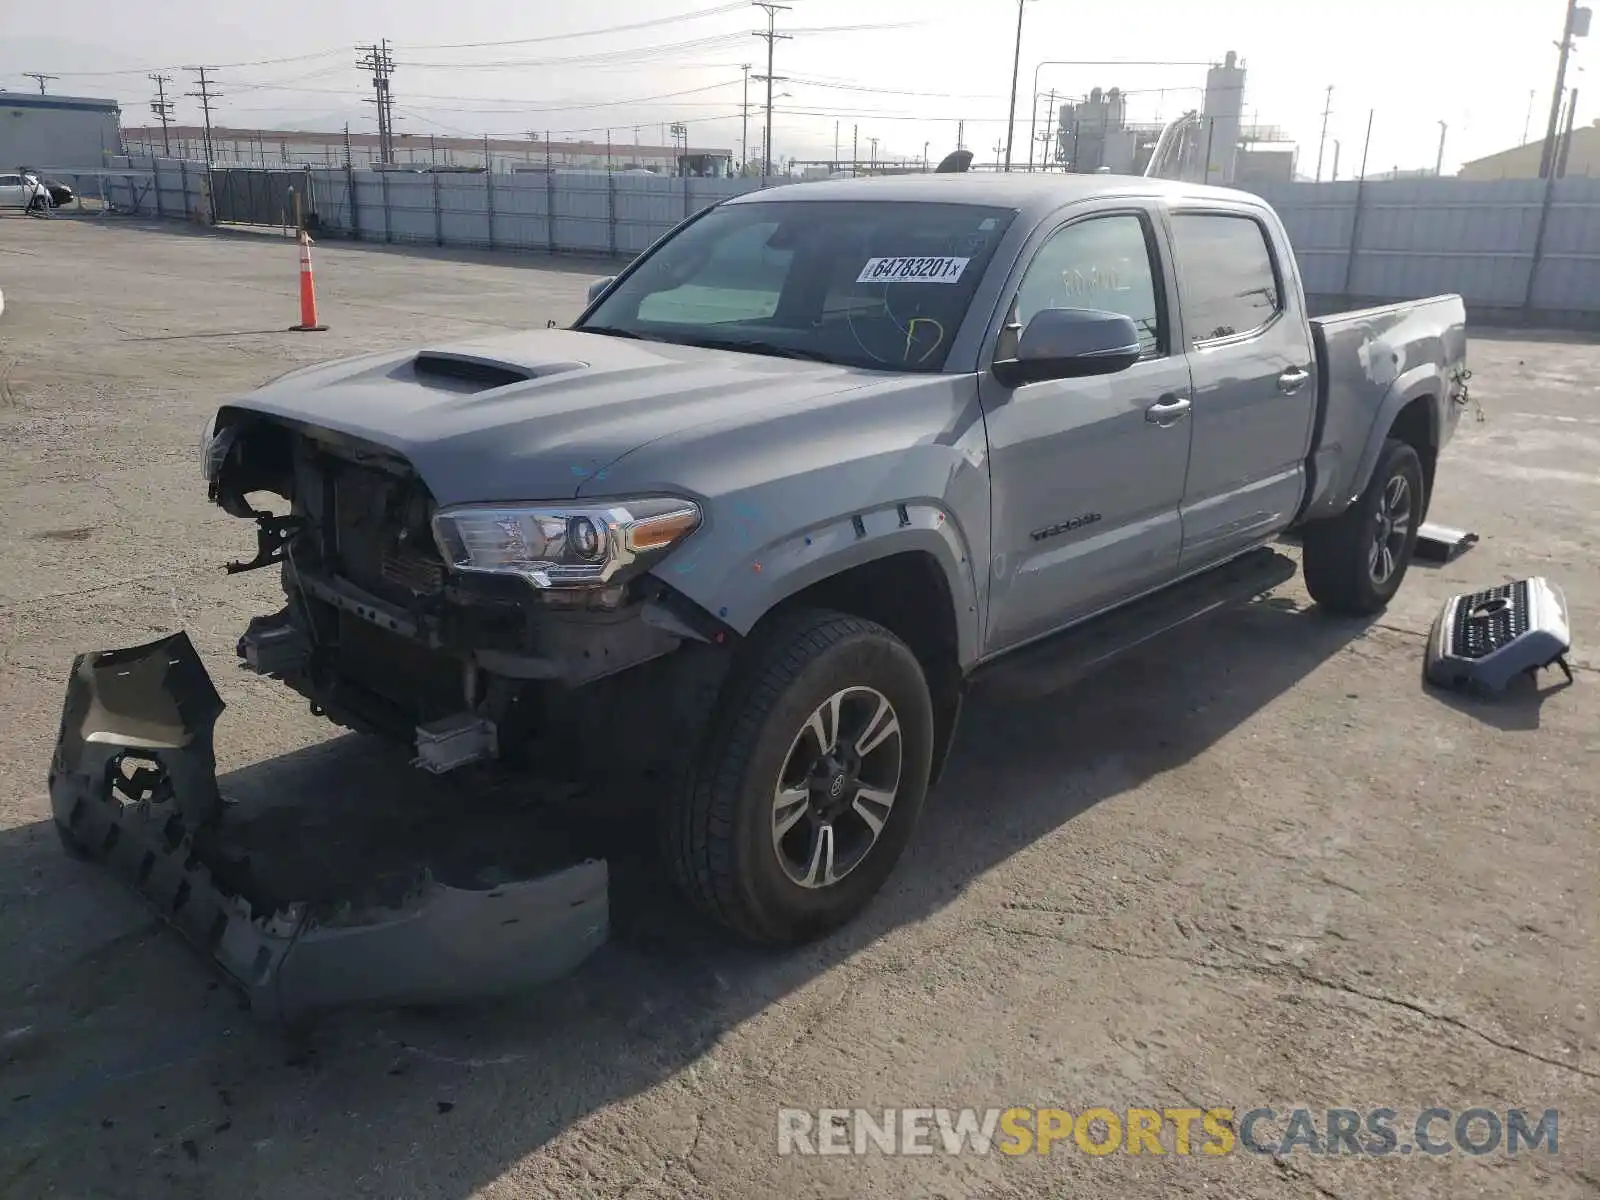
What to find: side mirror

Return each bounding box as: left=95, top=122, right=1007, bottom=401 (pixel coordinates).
left=586, top=277, right=616, bottom=305
left=993, top=308, right=1143, bottom=387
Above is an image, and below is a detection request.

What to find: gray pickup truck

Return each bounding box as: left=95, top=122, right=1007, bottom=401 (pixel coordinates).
left=51, top=175, right=1469, bottom=1018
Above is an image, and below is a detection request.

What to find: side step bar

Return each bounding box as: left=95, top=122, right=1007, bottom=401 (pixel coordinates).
left=969, top=548, right=1299, bottom=703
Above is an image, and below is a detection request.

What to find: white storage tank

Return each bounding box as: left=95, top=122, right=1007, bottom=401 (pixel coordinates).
left=1201, top=51, right=1245, bottom=184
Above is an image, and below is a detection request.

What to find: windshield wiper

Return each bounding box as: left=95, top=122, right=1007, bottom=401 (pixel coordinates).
left=674, top=336, right=841, bottom=364
left=579, top=325, right=658, bottom=341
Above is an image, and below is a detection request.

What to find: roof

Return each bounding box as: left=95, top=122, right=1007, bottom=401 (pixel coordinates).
left=1457, top=120, right=1600, bottom=178
left=0, top=92, right=120, bottom=114
left=725, top=171, right=1258, bottom=217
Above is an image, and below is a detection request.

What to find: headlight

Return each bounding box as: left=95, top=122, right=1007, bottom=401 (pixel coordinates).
left=431, top=498, right=701, bottom=589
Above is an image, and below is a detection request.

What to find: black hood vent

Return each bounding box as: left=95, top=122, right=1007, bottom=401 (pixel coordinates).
left=411, top=352, right=531, bottom=392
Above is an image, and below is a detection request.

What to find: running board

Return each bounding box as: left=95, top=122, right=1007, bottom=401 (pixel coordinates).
left=970, top=548, right=1299, bottom=703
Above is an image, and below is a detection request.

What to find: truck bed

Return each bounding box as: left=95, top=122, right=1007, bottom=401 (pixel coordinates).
left=1298, top=293, right=1468, bottom=525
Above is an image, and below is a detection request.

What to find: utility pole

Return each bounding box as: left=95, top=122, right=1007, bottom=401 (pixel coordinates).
left=741, top=64, right=751, bottom=174
left=1331, top=139, right=1341, bottom=181
left=923, top=140, right=930, bottom=171
left=1540, top=0, right=1590, bottom=177
left=852, top=124, right=859, bottom=172
left=1435, top=121, right=1448, bottom=176
left=357, top=40, right=397, bottom=165
left=869, top=135, right=879, bottom=173
left=1003, top=0, right=1029, bottom=171
left=1524, top=89, right=1537, bottom=145
left=834, top=120, right=840, bottom=167
left=149, top=74, right=175, bottom=156
left=752, top=2, right=791, bottom=178
left=957, top=119, right=965, bottom=151
left=1314, top=85, right=1333, bottom=182
left=23, top=73, right=58, bottom=95
left=1036, top=87, right=1057, bottom=170
left=1558, top=86, right=1580, bottom=176
left=184, top=66, right=221, bottom=164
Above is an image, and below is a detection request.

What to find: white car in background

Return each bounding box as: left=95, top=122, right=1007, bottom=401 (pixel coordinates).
left=0, top=172, right=48, bottom=211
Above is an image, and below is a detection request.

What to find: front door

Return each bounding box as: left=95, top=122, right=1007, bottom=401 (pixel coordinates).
left=979, top=209, right=1194, bottom=655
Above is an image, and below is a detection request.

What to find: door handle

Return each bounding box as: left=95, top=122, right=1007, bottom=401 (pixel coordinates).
left=1278, top=366, right=1311, bottom=394
left=1146, top=395, right=1192, bottom=425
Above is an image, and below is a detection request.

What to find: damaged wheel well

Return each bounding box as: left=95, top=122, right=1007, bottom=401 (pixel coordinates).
left=1388, top=396, right=1437, bottom=514
left=763, top=551, right=963, bottom=784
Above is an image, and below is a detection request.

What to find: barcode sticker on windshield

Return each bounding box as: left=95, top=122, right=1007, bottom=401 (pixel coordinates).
left=855, top=256, right=971, bottom=285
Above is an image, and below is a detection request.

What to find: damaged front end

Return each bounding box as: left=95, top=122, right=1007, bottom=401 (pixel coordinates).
left=48, top=632, right=608, bottom=1022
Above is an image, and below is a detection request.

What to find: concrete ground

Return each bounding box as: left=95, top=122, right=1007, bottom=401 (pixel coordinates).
left=0, top=216, right=1595, bottom=1199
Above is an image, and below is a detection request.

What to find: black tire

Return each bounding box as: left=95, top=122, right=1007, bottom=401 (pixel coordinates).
left=1302, top=437, right=1425, bottom=615
left=666, top=609, right=934, bottom=943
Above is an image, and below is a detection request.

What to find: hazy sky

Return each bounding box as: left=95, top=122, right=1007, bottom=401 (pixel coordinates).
left=1, top=0, right=1581, bottom=174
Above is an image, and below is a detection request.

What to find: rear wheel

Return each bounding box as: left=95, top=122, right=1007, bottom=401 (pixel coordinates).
left=665, top=610, right=933, bottom=943
left=1302, top=437, right=1424, bottom=615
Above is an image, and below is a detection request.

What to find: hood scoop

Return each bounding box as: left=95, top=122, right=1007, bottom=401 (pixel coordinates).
left=409, top=351, right=586, bottom=394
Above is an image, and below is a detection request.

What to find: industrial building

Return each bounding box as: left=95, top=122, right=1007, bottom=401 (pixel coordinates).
left=120, top=126, right=736, bottom=176
left=1458, top=121, right=1600, bottom=179
left=1049, top=52, right=1295, bottom=185
left=1, top=92, right=123, bottom=172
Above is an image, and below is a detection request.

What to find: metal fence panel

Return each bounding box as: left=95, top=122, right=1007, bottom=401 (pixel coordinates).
left=1531, top=178, right=1600, bottom=310
left=378, top=173, right=439, bottom=244
left=102, top=158, right=1600, bottom=320
left=494, top=174, right=553, bottom=250
left=438, top=178, right=489, bottom=247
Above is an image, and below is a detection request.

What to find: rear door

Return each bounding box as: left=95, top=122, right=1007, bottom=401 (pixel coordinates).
left=0, top=175, right=24, bottom=208
left=979, top=206, right=1194, bottom=654
left=1166, top=206, right=1318, bottom=572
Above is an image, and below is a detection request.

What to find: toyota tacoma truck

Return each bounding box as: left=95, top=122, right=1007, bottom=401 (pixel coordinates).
left=50, top=175, right=1469, bottom=1019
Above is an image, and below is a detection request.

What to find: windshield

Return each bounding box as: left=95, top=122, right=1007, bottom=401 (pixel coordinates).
left=579, top=199, right=1018, bottom=372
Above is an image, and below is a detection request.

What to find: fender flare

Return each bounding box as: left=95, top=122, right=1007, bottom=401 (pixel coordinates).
left=1344, top=367, right=1440, bottom=510
left=676, top=502, right=984, bottom=668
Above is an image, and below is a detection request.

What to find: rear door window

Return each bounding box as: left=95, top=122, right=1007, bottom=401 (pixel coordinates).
left=1169, top=214, right=1282, bottom=344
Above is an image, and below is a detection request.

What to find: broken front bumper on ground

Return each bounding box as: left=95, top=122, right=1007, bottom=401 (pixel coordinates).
left=47, top=632, right=608, bottom=1023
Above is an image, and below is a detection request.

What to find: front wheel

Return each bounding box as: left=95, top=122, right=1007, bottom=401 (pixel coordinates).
left=1302, top=437, right=1425, bottom=615
left=665, top=610, right=934, bottom=943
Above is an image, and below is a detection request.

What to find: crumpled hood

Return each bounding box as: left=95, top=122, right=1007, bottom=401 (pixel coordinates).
left=227, top=328, right=881, bottom=505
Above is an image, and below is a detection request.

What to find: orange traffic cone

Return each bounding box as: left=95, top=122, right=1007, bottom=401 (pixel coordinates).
left=290, top=230, right=328, bottom=332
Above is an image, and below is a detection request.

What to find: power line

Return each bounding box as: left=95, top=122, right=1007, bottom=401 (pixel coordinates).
left=786, top=75, right=1004, bottom=101
left=357, top=40, right=397, bottom=164
left=402, top=32, right=750, bottom=71
left=23, top=73, right=59, bottom=94
left=753, top=1, right=792, bottom=176
left=183, top=66, right=222, bottom=163
left=149, top=74, right=175, bottom=155
left=45, top=49, right=349, bottom=78
left=394, top=2, right=750, bottom=50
